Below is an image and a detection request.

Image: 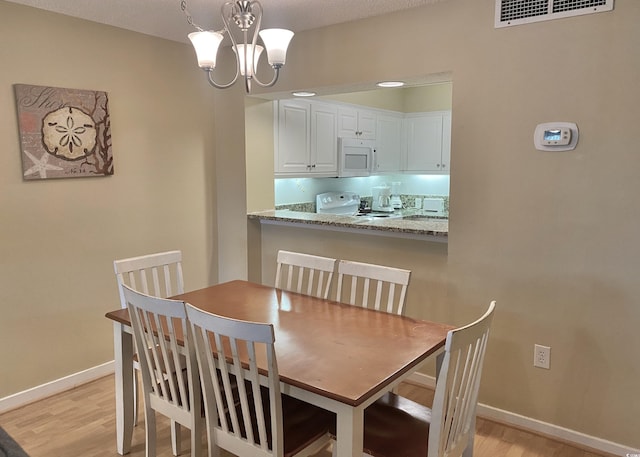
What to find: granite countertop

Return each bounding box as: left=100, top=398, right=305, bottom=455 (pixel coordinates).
left=247, top=209, right=448, bottom=239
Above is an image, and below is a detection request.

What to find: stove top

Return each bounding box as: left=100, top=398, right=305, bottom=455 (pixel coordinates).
left=316, top=191, right=360, bottom=215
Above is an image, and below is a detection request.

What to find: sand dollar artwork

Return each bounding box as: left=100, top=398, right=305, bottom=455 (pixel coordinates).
left=14, top=84, right=113, bottom=180
left=42, top=107, right=97, bottom=160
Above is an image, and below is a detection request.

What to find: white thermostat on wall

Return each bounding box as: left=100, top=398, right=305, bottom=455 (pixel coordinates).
left=534, top=122, right=579, bottom=151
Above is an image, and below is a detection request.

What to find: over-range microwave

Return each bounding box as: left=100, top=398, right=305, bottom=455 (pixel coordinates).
left=338, top=137, right=375, bottom=177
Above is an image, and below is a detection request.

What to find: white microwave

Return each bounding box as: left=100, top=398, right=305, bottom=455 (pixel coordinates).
left=338, top=137, right=375, bottom=177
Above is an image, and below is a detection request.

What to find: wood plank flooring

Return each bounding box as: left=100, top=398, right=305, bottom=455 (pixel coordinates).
left=0, top=375, right=609, bottom=457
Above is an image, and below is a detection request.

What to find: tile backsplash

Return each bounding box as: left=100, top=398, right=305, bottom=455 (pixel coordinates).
left=276, top=194, right=449, bottom=215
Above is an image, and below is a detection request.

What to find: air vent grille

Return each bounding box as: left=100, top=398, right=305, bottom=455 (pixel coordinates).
left=495, top=0, right=613, bottom=28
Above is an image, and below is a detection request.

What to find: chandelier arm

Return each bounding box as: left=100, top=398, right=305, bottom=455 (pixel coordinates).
left=205, top=69, right=239, bottom=90
left=251, top=66, right=281, bottom=88
left=250, top=1, right=262, bottom=53
left=246, top=0, right=261, bottom=91
left=215, top=2, right=241, bottom=88
left=246, top=1, right=279, bottom=89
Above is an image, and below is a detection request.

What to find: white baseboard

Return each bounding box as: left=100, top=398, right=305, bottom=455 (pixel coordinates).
left=408, top=372, right=639, bottom=457
left=0, top=361, right=115, bottom=414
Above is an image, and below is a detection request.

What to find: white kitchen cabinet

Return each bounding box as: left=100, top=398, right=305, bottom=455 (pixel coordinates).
left=275, top=100, right=338, bottom=176
left=373, top=113, right=403, bottom=173
left=310, top=102, right=339, bottom=174
left=337, top=107, right=376, bottom=139
left=404, top=111, right=451, bottom=173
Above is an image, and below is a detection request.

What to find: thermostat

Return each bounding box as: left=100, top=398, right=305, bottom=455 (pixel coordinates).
left=534, top=122, right=579, bottom=151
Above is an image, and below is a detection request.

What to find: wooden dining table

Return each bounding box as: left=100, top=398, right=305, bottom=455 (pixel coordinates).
left=105, top=280, right=453, bottom=456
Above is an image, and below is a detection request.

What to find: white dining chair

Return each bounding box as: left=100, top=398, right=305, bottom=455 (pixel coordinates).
left=336, top=259, right=411, bottom=315
left=186, top=304, right=335, bottom=457
left=275, top=250, right=337, bottom=299
left=122, top=284, right=203, bottom=457
left=332, top=301, right=496, bottom=457
left=113, top=250, right=184, bottom=454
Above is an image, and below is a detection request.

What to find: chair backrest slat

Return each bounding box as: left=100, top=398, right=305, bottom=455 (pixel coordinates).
left=275, top=250, right=337, bottom=300
left=429, top=301, right=496, bottom=457
left=336, top=260, right=411, bottom=316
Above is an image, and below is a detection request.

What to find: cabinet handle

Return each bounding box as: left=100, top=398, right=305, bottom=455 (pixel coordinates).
left=441, top=163, right=446, bottom=169
left=311, top=164, right=316, bottom=168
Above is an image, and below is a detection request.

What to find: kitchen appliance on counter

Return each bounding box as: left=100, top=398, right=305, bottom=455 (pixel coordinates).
left=422, top=197, right=446, bottom=216
left=390, top=182, right=402, bottom=209
left=372, top=186, right=394, bottom=213
left=316, top=191, right=360, bottom=215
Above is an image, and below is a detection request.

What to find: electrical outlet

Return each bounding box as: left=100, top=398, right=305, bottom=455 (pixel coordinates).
left=534, top=344, right=551, bottom=369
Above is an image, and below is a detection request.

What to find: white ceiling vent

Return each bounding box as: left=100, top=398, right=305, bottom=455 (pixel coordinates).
left=495, top=0, right=614, bottom=28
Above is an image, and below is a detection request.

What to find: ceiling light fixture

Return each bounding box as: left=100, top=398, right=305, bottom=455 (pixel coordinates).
left=376, top=81, right=405, bottom=88
left=182, top=0, right=294, bottom=94
left=292, top=91, right=316, bottom=97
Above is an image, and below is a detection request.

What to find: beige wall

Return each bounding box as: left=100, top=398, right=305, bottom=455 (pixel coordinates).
left=245, top=98, right=275, bottom=213
left=0, top=2, right=219, bottom=396
left=248, top=0, right=640, bottom=449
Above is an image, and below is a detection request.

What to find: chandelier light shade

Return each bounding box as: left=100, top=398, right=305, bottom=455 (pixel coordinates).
left=188, top=31, right=224, bottom=69
left=233, top=44, right=264, bottom=76
left=258, top=28, right=294, bottom=66
left=181, top=0, right=294, bottom=93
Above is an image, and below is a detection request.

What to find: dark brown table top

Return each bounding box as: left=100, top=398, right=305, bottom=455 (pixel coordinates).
left=106, top=280, right=452, bottom=406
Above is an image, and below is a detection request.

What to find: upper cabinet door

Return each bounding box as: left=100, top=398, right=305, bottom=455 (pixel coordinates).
left=357, top=110, right=377, bottom=139
left=310, top=103, right=338, bottom=174
left=374, top=113, right=403, bottom=173
left=441, top=112, right=451, bottom=172
left=404, top=111, right=450, bottom=173
left=338, top=107, right=376, bottom=139
left=277, top=100, right=311, bottom=174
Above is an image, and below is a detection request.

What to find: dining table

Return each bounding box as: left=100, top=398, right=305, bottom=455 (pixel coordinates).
left=105, top=280, right=453, bottom=456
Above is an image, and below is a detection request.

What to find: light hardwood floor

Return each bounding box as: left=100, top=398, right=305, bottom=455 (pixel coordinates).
left=0, top=375, right=609, bottom=457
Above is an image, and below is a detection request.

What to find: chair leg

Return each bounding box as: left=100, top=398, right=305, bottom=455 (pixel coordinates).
left=462, top=415, right=476, bottom=457
left=191, top=417, right=203, bottom=457
left=145, top=407, right=157, bottom=457
left=133, top=370, right=139, bottom=426
left=171, top=421, right=181, bottom=456
left=206, top=424, right=220, bottom=457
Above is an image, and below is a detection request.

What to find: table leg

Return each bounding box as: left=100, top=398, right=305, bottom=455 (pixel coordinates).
left=334, top=404, right=364, bottom=457
left=113, top=322, right=134, bottom=455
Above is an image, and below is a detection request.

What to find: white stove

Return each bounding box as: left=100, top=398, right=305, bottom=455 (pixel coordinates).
left=316, top=191, right=360, bottom=215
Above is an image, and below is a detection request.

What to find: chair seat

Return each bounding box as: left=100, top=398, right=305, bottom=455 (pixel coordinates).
left=279, top=392, right=334, bottom=457
left=213, top=386, right=333, bottom=457
left=331, top=392, right=431, bottom=457
left=231, top=387, right=333, bottom=457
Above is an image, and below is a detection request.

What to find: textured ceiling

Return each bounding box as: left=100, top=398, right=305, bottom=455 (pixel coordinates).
left=6, top=0, right=446, bottom=43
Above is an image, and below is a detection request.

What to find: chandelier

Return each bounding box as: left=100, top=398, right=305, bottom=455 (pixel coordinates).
left=182, top=0, right=294, bottom=93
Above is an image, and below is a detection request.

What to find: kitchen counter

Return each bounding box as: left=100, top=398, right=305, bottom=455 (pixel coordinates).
left=247, top=209, right=448, bottom=241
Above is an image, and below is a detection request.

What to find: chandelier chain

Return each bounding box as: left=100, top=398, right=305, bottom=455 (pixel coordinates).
left=180, top=0, right=204, bottom=32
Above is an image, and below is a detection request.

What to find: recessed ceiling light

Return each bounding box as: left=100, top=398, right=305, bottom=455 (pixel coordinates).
left=292, top=91, right=316, bottom=97
left=376, top=81, right=405, bottom=88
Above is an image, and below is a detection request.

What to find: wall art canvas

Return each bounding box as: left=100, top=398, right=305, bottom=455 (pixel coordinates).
left=14, top=84, right=113, bottom=180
